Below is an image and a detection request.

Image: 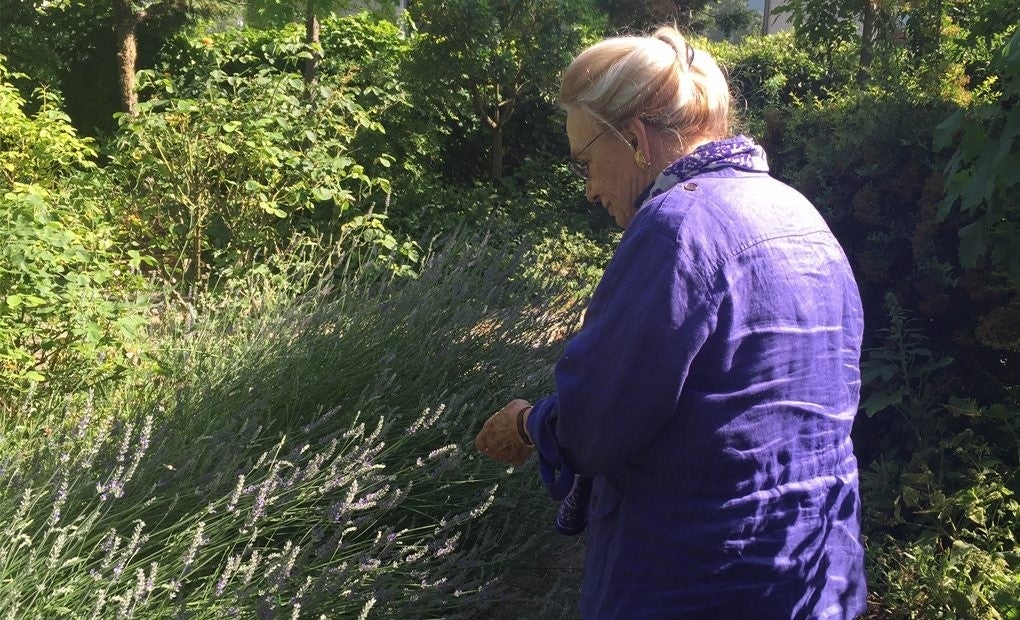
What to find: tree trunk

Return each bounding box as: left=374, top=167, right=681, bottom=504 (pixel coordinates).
left=490, top=124, right=504, bottom=180
left=113, top=0, right=143, bottom=116
left=304, top=0, right=320, bottom=98
left=858, top=0, right=877, bottom=84
left=489, top=83, right=504, bottom=180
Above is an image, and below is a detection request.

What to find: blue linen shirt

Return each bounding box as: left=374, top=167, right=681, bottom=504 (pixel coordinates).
left=527, top=138, right=868, bottom=619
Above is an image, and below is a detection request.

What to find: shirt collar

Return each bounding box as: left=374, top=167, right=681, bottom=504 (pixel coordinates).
left=634, top=135, right=769, bottom=209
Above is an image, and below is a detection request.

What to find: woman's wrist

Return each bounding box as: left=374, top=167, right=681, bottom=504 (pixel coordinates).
left=516, top=405, right=534, bottom=447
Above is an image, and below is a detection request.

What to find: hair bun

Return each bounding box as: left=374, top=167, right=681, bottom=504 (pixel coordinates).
left=651, top=26, right=690, bottom=69
left=558, top=25, right=731, bottom=143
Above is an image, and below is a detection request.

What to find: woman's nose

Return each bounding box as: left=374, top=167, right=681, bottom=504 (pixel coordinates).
left=585, top=182, right=598, bottom=204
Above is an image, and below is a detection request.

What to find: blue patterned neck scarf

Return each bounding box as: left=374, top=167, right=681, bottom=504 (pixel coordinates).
left=635, top=135, right=769, bottom=208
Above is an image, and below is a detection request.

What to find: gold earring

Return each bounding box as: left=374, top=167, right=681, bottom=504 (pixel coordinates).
left=634, top=149, right=651, bottom=170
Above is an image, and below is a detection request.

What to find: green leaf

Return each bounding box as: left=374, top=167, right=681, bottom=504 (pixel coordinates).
left=215, top=141, right=236, bottom=154
left=311, top=187, right=333, bottom=201
left=901, top=485, right=921, bottom=508
left=259, top=201, right=287, bottom=218
left=933, top=109, right=964, bottom=151
left=862, top=386, right=909, bottom=417
left=6, top=294, right=22, bottom=308
left=959, top=220, right=990, bottom=267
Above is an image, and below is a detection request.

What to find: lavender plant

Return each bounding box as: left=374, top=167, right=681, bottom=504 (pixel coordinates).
left=0, top=235, right=586, bottom=618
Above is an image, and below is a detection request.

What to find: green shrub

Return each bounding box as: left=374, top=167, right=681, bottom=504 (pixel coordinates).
left=706, top=32, right=856, bottom=137
left=867, top=537, right=1020, bottom=619
left=157, top=13, right=412, bottom=182
left=0, top=183, right=149, bottom=401
left=0, top=58, right=148, bottom=404
left=859, top=300, right=1020, bottom=619
left=107, top=61, right=398, bottom=287
left=0, top=57, right=96, bottom=191
left=935, top=29, right=1020, bottom=276
left=523, top=226, right=615, bottom=301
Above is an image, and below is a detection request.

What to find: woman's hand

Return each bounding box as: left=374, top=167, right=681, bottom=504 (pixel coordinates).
left=475, top=399, right=534, bottom=467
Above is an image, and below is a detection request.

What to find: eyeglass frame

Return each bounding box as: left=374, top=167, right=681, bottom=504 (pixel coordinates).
left=568, top=128, right=609, bottom=181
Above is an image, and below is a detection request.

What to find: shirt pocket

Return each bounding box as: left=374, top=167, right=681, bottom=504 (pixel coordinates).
left=582, top=476, right=624, bottom=606
left=589, top=475, right=622, bottom=519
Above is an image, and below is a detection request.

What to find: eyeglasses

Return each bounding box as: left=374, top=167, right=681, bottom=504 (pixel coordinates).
left=568, top=129, right=608, bottom=180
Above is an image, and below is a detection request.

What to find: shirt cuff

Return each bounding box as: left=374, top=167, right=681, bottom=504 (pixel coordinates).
left=527, top=395, right=577, bottom=500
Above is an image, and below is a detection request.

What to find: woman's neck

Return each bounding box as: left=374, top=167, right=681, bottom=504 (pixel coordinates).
left=649, top=130, right=711, bottom=174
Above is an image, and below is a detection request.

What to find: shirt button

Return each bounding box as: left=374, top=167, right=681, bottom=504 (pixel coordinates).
left=683, top=182, right=698, bottom=191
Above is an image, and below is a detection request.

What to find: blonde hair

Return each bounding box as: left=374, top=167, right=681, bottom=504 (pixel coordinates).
left=559, top=26, right=731, bottom=144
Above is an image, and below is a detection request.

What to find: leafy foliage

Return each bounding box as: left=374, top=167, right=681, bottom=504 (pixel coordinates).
left=774, top=0, right=864, bottom=49
left=0, top=1, right=243, bottom=133
left=0, top=184, right=149, bottom=400
left=107, top=28, right=406, bottom=286
left=407, top=0, right=601, bottom=179
left=246, top=0, right=399, bottom=27
left=860, top=295, right=954, bottom=427
left=0, top=59, right=148, bottom=402
left=859, top=302, right=1020, bottom=619
left=706, top=32, right=856, bottom=136
left=0, top=2, right=64, bottom=95
left=0, top=61, right=97, bottom=189
left=694, top=0, right=762, bottom=42
left=596, top=0, right=712, bottom=30
left=777, top=0, right=1019, bottom=95
left=934, top=29, right=1020, bottom=275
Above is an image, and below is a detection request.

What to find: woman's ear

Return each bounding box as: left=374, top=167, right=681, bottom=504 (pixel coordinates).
left=621, top=117, right=652, bottom=155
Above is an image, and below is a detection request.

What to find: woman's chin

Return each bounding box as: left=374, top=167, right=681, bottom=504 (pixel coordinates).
left=611, top=206, right=634, bottom=229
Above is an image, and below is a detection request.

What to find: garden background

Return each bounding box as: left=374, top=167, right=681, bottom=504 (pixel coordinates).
left=0, top=0, right=1017, bottom=617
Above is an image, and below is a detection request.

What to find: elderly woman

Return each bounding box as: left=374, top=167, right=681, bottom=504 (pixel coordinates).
left=475, top=26, right=867, bottom=619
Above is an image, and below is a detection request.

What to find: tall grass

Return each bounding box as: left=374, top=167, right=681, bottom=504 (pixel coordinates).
left=0, top=235, right=588, bottom=618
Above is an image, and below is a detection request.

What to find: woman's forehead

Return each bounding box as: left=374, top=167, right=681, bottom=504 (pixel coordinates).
left=566, top=111, right=599, bottom=148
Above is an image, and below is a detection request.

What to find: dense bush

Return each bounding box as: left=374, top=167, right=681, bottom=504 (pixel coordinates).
left=107, top=47, right=403, bottom=287
left=935, top=28, right=1020, bottom=277
left=760, top=38, right=1020, bottom=615
left=706, top=32, right=856, bottom=137
left=858, top=299, right=1019, bottom=618
left=0, top=58, right=147, bottom=404
left=404, top=0, right=601, bottom=181
left=0, top=59, right=96, bottom=190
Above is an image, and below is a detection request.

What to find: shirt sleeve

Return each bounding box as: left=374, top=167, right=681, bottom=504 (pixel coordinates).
left=526, top=219, right=719, bottom=478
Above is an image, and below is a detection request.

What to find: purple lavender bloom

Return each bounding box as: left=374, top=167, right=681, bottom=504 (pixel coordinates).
left=215, top=574, right=230, bottom=597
